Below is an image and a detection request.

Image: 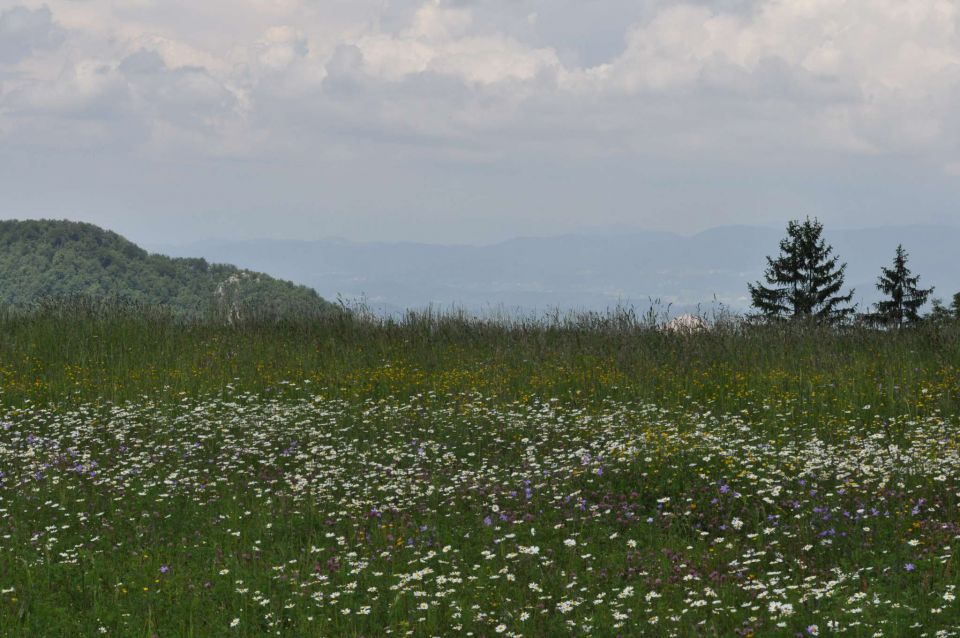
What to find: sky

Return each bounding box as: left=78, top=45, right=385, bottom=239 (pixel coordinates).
left=2, top=0, right=960, bottom=245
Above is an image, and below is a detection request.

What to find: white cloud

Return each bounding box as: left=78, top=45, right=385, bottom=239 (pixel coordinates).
left=4, top=0, right=960, bottom=240
left=352, top=3, right=561, bottom=85
left=0, top=5, right=64, bottom=64
left=555, top=1, right=960, bottom=151
left=4, top=0, right=951, bottom=158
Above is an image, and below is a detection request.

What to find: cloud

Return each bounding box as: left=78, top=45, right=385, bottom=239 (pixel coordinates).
left=0, top=5, right=64, bottom=64
left=350, top=3, right=561, bottom=85
left=4, top=0, right=960, bottom=191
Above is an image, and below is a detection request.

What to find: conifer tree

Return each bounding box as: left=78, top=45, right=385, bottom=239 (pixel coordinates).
left=748, top=217, right=855, bottom=322
left=873, top=245, right=933, bottom=327
left=927, top=298, right=953, bottom=324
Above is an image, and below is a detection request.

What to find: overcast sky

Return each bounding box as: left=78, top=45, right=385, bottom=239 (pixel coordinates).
left=2, top=0, right=960, bottom=245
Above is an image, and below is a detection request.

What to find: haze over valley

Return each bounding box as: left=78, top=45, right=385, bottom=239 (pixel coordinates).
left=147, top=224, right=959, bottom=316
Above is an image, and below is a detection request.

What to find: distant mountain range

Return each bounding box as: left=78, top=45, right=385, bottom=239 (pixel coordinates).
left=0, top=220, right=335, bottom=318
left=145, top=224, right=959, bottom=317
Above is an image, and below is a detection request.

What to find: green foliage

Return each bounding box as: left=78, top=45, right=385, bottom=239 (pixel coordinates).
left=0, top=306, right=959, bottom=636
left=749, top=217, right=855, bottom=322
left=0, top=219, right=337, bottom=319
left=1, top=302, right=959, bottom=423
left=922, top=292, right=960, bottom=324
left=2, top=391, right=959, bottom=636
left=872, top=244, right=933, bottom=327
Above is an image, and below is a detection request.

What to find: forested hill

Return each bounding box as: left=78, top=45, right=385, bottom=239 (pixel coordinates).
left=0, top=220, right=336, bottom=319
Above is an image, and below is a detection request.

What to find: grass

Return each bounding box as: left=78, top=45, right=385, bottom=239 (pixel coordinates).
left=1, top=302, right=959, bottom=636
left=1, top=302, right=959, bottom=422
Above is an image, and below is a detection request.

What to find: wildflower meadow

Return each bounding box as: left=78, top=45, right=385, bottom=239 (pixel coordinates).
left=1, top=304, right=959, bottom=636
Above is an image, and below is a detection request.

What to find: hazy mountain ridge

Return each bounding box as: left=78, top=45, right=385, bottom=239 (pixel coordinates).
left=146, top=225, right=958, bottom=316
left=0, top=219, right=336, bottom=318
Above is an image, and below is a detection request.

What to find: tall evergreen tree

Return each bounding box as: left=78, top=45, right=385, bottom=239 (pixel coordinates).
left=927, top=298, right=953, bottom=324
left=748, top=217, right=856, bottom=322
left=872, top=245, right=932, bottom=327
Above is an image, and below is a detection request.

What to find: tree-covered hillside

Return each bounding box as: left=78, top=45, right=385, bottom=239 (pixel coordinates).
left=0, top=219, right=336, bottom=319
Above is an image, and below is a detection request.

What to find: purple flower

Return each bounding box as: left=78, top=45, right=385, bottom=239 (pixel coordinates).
left=160, top=565, right=169, bottom=574
left=483, top=516, right=493, bottom=526
left=904, top=563, right=915, bottom=572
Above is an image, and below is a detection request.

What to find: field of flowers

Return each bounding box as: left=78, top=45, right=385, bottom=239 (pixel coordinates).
left=2, top=386, right=959, bottom=636
left=1, top=307, right=960, bottom=635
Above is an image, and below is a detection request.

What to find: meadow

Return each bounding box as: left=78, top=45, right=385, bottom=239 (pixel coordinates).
left=1, top=302, right=959, bottom=636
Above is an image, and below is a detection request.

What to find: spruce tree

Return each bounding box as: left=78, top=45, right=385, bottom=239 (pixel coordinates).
left=748, top=217, right=855, bottom=322
left=927, top=298, right=953, bottom=324
left=873, top=245, right=933, bottom=326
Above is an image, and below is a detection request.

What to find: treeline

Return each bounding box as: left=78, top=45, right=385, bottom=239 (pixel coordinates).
left=2, top=217, right=955, bottom=329
left=0, top=219, right=337, bottom=320
left=749, top=217, right=957, bottom=327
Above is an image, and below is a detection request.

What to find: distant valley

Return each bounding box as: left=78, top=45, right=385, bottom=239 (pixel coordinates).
left=146, top=225, right=959, bottom=317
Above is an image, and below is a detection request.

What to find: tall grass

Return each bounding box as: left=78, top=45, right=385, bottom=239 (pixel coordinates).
left=2, top=300, right=960, bottom=636
left=1, top=299, right=957, bottom=425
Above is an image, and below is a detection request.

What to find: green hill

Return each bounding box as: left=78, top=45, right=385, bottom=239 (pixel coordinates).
left=0, top=219, right=337, bottom=319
